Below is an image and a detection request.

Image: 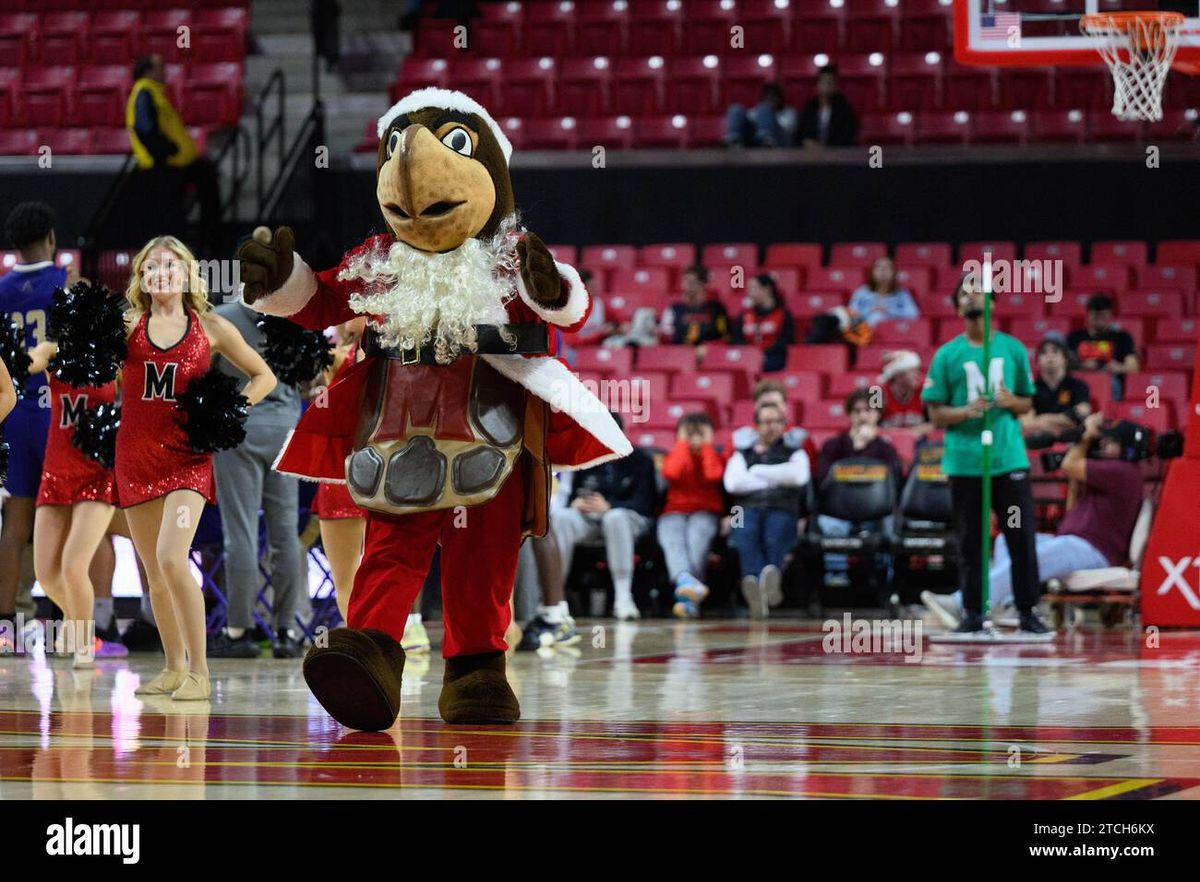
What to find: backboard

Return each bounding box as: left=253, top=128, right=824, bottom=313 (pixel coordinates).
left=953, top=1, right=1200, bottom=67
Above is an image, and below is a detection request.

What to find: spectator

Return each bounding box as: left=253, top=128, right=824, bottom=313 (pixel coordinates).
left=813, top=389, right=901, bottom=587
left=662, top=265, right=730, bottom=345
left=733, top=273, right=795, bottom=372
left=657, top=413, right=726, bottom=619
left=923, top=414, right=1144, bottom=628
left=208, top=299, right=306, bottom=659
left=797, top=65, right=858, bottom=147
left=1022, top=334, right=1092, bottom=441
left=127, top=54, right=222, bottom=255
left=724, top=401, right=810, bottom=618
left=732, top=379, right=819, bottom=463
left=848, top=257, right=920, bottom=329
left=878, top=350, right=931, bottom=434
left=537, top=414, right=657, bottom=621
left=724, top=82, right=798, bottom=148
left=566, top=270, right=616, bottom=347
left=1066, top=295, right=1139, bottom=399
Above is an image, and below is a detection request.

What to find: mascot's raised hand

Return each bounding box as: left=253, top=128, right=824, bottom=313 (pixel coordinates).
left=238, top=225, right=295, bottom=304
left=516, top=231, right=563, bottom=307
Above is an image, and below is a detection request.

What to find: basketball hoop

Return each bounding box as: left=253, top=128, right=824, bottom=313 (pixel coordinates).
left=1080, top=11, right=1184, bottom=122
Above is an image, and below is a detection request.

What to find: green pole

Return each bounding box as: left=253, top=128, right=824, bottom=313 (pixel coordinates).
left=980, top=258, right=994, bottom=622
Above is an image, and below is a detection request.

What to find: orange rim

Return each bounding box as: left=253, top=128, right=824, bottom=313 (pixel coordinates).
left=1081, top=11, right=1185, bottom=52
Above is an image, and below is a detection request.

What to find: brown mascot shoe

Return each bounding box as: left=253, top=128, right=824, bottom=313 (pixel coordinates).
left=303, top=628, right=406, bottom=731
left=438, top=651, right=520, bottom=724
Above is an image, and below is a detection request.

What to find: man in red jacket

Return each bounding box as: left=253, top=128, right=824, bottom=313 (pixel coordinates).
left=658, top=413, right=727, bottom=617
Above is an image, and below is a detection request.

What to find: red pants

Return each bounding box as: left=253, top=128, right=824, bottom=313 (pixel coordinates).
left=346, top=460, right=524, bottom=658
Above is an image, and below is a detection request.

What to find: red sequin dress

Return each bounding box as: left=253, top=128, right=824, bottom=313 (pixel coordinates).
left=36, top=374, right=119, bottom=507
left=115, top=308, right=217, bottom=508
left=312, top=342, right=365, bottom=521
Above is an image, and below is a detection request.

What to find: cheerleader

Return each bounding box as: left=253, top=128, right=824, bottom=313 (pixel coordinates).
left=118, top=236, right=275, bottom=700
left=26, top=338, right=126, bottom=666
left=312, top=317, right=428, bottom=653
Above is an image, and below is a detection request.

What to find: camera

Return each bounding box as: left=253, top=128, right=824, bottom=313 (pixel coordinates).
left=1038, top=421, right=1184, bottom=473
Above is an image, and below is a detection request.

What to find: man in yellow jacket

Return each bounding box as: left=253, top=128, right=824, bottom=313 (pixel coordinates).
left=126, top=54, right=221, bottom=254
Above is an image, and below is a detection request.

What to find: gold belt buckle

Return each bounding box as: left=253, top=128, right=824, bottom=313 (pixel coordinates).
left=400, top=346, right=419, bottom=366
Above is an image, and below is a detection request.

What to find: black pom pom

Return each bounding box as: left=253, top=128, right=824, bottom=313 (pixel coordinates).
left=47, top=281, right=128, bottom=387
left=255, top=315, right=334, bottom=386
left=176, top=369, right=250, bottom=453
left=0, top=441, right=8, bottom=486
left=0, top=320, right=32, bottom=400
left=70, top=402, right=121, bottom=470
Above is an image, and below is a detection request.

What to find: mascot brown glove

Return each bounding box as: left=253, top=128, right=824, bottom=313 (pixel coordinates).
left=239, top=225, right=296, bottom=305
left=516, top=231, right=565, bottom=308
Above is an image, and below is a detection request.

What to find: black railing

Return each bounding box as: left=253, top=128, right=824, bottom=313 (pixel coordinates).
left=256, top=68, right=287, bottom=212
left=260, top=100, right=326, bottom=226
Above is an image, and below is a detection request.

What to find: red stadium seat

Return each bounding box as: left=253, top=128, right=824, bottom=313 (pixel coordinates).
left=1092, top=241, right=1148, bottom=266
left=636, top=345, right=700, bottom=375
left=764, top=243, right=823, bottom=270
left=888, top=53, right=943, bottom=111
left=559, top=57, right=614, bottom=115
left=1121, top=290, right=1184, bottom=318
left=1109, top=317, right=1145, bottom=352
left=0, top=130, right=39, bottom=155
left=626, top=370, right=671, bottom=406
left=764, top=267, right=803, bottom=297
left=447, top=59, right=501, bottom=110
left=1029, top=109, right=1087, bottom=144
left=609, top=267, right=671, bottom=297
left=793, top=7, right=844, bottom=53
left=916, top=110, right=973, bottom=144
left=880, top=429, right=919, bottom=467
left=992, top=291, right=1046, bottom=319
left=498, top=58, right=557, bottom=117
left=1138, top=264, right=1196, bottom=294
left=1087, top=111, right=1142, bottom=143
left=1156, top=240, right=1200, bottom=266
left=787, top=292, right=845, bottom=317
left=522, top=117, right=577, bottom=150
left=1009, top=317, right=1072, bottom=343
left=0, top=12, right=36, bottom=66
left=632, top=115, right=690, bottom=149
left=0, top=67, right=17, bottom=127
left=577, top=3, right=629, bottom=56
left=39, top=12, right=89, bottom=64
left=628, top=429, right=678, bottom=451
left=739, top=3, right=793, bottom=55
left=997, top=68, right=1055, bottom=109
left=1046, top=290, right=1099, bottom=319
left=670, top=372, right=736, bottom=407
left=193, top=7, right=249, bottom=63
left=899, top=0, right=953, bottom=52
left=76, top=65, right=132, bottom=127
left=807, top=267, right=861, bottom=292
left=807, top=400, right=853, bottom=430
left=860, top=111, right=916, bottom=145
left=845, top=0, right=899, bottom=53
left=943, top=64, right=995, bottom=111
left=959, top=241, right=1017, bottom=264
left=826, top=373, right=875, bottom=399
left=972, top=110, right=1030, bottom=144
left=581, top=244, right=637, bottom=271
left=836, top=54, right=888, bottom=112
left=665, top=57, right=721, bottom=115
left=1055, top=68, right=1109, bottom=110
left=1152, top=317, right=1198, bottom=343
left=774, top=371, right=824, bottom=401
left=20, top=66, right=76, bottom=127
left=1072, top=263, right=1131, bottom=294
left=613, top=57, right=665, bottom=116
left=786, top=344, right=849, bottom=374
left=1145, top=344, right=1196, bottom=371
left=572, top=347, right=633, bottom=376
left=640, top=243, right=696, bottom=271
left=523, top=3, right=577, bottom=57
left=140, top=9, right=193, bottom=63
left=1107, top=401, right=1170, bottom=434
left=627, top=3, right=683, bottom=56
left=722, top=54, right=780, bottom=108
left=1126, top=371, right=1190, bottom=405
left=604, top=293, right=659, bottom=322
left=544, top=243, right=578, bottom=264
left=680, top=1, right=738, bottom=55
left=895, top=242, right=952, bottom=268
left=575, top=115, right=634, bottom=151
left=895, top=266, right=932, bottom=299
left=185, top=63, right=244, bottom=126
left=642, top=400, right=715, bottom=430
left=90, top=127, right=130, bottom=155
left=688, top=115, right=726, bottom=147
left=394, top=58, right=451, bottom=95
left=471, top=2, right=524, bottom=57
left=1024, top=241, right=1082, bottom=265
left=38, top=127, right=91, bottom=155
left=830, top=242, right=887, bottom=267
left=703, top=242, right=758, bottom=267
left=89, top=11, right=140, bottom=65
left=873, top=319, right=932, bottom=347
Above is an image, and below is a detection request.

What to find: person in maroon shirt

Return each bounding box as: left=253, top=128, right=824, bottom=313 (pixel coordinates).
left=733, top=274, right=795, bottom=372
left=924, top=412, right=1145, bottom=628
left=657, top=413, right=727, bottom=618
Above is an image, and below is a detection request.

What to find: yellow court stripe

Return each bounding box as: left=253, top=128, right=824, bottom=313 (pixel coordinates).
left=1065, top=778, right=1162, bottom=800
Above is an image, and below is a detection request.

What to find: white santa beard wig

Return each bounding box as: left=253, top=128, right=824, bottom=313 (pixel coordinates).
left=340, top=214, right=521, bottom=364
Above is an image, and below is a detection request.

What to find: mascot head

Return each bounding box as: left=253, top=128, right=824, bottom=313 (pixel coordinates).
left=343, top=88, right=521, bottom=360
left=373, top=87, right=514, bottom=253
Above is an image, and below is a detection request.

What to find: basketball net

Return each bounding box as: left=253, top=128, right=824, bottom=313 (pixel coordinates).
left=1081, top=12, right=1184, bottom=122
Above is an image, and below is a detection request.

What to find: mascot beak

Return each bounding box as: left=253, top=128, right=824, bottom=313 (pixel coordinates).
left=377, top=123, right=497, bottom=253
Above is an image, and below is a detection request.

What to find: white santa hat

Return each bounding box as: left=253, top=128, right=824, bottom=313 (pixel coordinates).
left=376, top=87, right=513, bottom=165
left=878, top=349, right=922, bottom=383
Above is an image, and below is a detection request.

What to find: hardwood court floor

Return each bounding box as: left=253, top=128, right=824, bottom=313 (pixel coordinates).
left=1, top=620, right=1199, bottom=799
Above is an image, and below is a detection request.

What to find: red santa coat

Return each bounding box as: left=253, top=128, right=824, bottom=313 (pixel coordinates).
left=253, top=234, right=631, bottom=483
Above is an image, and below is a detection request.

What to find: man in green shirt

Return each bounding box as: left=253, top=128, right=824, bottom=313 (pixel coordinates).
left=921, top=276, right=1051, bottom=634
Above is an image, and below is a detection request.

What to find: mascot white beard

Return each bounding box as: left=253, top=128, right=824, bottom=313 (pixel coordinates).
left=340, top=213, right=521, bottom=364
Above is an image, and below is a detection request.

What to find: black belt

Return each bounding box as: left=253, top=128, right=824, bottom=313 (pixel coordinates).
left=362, top=323, right=548, bottom=365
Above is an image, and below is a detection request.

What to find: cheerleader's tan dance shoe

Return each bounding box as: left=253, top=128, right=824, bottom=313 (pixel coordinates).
left=135, top=669, right=188, bottom=696
left=170, top=672, right=212, bottom=701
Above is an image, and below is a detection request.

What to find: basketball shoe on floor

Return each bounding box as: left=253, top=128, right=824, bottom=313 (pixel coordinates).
left=921, top=590, right=962, bottom=629
left=208, top=631, right=262, bottom=658
left=742, top=575, right=767, bottom=619
left=673, top=574, right=709, bottom=619
left=954, top=612, right=986, bottom=634
left=760, top=565, right=784, bottom=608
left=613, top=598, right=641, bottom=621
left=1018, top=610, right=1053, bottom=635
left=73, top=638, right=129, bottom=668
